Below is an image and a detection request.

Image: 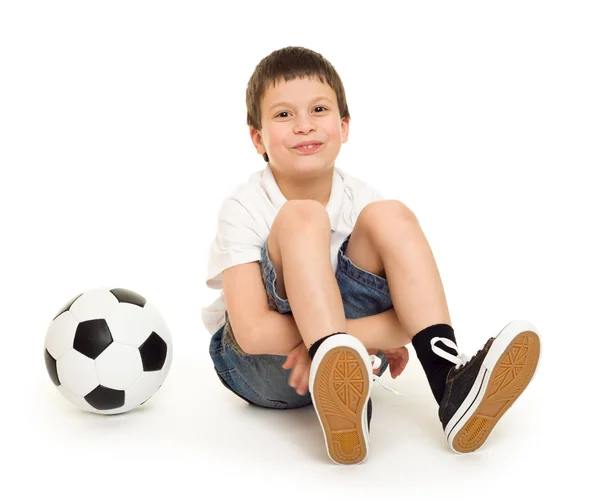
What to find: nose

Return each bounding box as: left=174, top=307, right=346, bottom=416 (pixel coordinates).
left=293, top=112, right=316, bottom=135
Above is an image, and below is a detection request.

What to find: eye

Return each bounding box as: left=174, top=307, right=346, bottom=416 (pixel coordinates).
left=276, top=106, right=328, bottom=118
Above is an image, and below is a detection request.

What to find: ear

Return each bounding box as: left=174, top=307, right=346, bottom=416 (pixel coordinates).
left=249, top=127, right=266, bottom=154
left=341, top=117, right=350, bottom=144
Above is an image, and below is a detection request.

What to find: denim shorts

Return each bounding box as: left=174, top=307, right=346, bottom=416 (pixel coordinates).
left=208, top=233, right=393, bottom=410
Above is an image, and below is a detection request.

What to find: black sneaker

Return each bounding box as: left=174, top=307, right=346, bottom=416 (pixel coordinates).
left=308, top=334, right=395, bottom=465
left=434, top=320, right=541, bottom=453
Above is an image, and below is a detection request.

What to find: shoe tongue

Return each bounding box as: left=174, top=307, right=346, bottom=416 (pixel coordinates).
left=447, top=365, right=459, bottom=378
left=461, top=337, right=495, bottom=368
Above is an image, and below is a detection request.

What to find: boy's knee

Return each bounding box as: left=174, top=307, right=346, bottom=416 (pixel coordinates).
left=358, top=200, right=418, bottom=239
left=361, top=200, right=416, bottom=224
left=273, top=200, right=330, bottom=235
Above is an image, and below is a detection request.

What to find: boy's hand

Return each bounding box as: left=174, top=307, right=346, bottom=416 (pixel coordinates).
left=368, top=346, right=410, bottom=379
left=282, top=342, right=311, bottom=395
left=381, top=346, right=409, bottom=379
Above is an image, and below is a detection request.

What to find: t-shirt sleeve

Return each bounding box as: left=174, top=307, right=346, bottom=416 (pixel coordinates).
left=353, top=184, right=385, bottom=220
left=369, top=187, right=385, bottom=203
left=206, top=198, right=264, bottom=290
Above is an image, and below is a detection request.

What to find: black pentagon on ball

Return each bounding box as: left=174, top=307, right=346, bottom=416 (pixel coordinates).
left=73, top=319, right=113, bottom=359
left=44, top=349, right=60, bottom=386
left=53, top=293, right=83, bottom=320
left=139, top=332, right=168, bottom=371
left=110, top=288, right=146, bottom=308
left=85, top=385, right=125, bottom=410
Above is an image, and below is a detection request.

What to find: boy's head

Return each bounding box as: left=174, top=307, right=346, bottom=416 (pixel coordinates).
left=246, top=46, right=350, bottom=177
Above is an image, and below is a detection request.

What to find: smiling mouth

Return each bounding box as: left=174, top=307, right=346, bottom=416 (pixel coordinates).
left=293, top=143, right=322, bottom=154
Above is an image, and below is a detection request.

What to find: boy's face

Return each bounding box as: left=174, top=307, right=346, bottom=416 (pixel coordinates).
left=250, top=76, right=349, bottom=177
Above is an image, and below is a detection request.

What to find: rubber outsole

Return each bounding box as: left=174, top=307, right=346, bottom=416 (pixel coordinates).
left=312, top=346, right=370, bottom=465
left=450, top=329, right=541, bottom=453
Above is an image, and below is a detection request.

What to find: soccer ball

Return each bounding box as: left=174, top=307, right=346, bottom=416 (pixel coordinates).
left=44, top=287, right=173, bottom=414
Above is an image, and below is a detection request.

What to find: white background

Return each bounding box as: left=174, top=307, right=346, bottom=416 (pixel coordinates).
left=1, top=1, right=597, bottom=499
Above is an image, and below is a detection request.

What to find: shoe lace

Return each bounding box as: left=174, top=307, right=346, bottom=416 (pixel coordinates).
left=369, top=355, right=406, bottom=396
left=430, top=337, right=483, bottom=370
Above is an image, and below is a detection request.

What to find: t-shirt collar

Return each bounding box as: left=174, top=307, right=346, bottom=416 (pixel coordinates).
left=261, top=163, right=344, bottom=232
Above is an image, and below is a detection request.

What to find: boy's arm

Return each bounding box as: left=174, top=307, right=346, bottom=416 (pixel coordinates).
left=223, top=262, right=405, bottom=355
left=222, top=261, right=303, bottom=356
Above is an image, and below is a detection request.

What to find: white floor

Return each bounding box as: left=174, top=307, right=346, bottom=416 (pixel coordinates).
left=12, top=320, right=590, bottom=500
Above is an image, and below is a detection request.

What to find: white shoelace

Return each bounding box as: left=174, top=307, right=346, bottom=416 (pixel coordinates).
left=369, top=355, right=405, bottom=396
left=430, top=337, right=475, bottom=369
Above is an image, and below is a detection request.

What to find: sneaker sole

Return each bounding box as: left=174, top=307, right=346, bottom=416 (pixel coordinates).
left=446, top=320, right=541, bottom=453
left=312, top=344, right=371, bottom=465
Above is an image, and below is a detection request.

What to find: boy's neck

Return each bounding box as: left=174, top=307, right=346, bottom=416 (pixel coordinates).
left=269, top=165, right=334, bottom=207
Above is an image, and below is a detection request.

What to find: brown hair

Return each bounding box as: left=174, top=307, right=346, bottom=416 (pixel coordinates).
left=246, top=46, right=351, bottom=162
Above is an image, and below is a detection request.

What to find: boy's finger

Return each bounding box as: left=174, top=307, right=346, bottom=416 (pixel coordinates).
left=282, top=354, right=296, bottom=369
left=292, top=360, right=309, bottom=394
left=299, top=365, right=310, bottom=395
left=290, top=364, right=303, bottom=388
left=305, top=366, right=311, bottom=391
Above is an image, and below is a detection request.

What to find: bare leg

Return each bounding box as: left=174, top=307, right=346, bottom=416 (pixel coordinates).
left=344, top=200, right=452, bottom=338
left=268, top=200, right=347, bottom=348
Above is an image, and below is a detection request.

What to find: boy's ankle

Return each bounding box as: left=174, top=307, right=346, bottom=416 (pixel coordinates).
left=308, top=332, right=346, bottom=360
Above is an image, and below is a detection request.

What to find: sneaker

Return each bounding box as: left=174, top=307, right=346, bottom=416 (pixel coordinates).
left=308, top=334, right=399, bottom=465
left=433, top=319, right=541, bottom=453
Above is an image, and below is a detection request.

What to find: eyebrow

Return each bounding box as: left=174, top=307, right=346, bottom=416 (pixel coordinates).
left=267, top=96, right=333, bottom=112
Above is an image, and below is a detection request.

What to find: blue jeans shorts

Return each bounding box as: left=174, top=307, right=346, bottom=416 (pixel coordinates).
left=208, top=233, right=393, bottom=410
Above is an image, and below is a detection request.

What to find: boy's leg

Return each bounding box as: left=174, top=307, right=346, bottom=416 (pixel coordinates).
left=267, top=199, right=347, bottom=348
left=344, top=200, right=455, bottom=404
left=344, top=200, right=451, bottom=336
left=267, top=199, right=411, bottom=351
left=268, top=199, right=378, bottom=465
left=344, top=199, right=541, bottom=453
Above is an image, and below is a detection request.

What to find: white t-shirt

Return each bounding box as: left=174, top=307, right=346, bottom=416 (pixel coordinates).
left=201, top=164, right=384, bottom=335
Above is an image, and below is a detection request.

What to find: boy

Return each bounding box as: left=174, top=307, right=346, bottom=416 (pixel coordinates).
left=202, top=46, right=541, bottom=465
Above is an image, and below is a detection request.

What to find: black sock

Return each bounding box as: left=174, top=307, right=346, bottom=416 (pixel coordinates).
left=411, top=324, right=458, bottom=405
left=308, top=332, right=346, bottom=360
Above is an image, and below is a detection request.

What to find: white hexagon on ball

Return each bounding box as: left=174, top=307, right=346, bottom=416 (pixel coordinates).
left=105, top=303, right=154, bottom=347
left=162, top=339, right=173, bottom=377
left=56, top=350, right=99, bottom=396
left=58, top=385, right=97, bottom=413
left=125, top=370, right=166, bottom=408
left=69, top=288, right=119, bottom=323
left=95, top=343, right=143, bottom=390
left=45, top=311, right=78, bottom=360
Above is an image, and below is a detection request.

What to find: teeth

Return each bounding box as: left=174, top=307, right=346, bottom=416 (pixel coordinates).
left=299, top=144, right=317, bottom=149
